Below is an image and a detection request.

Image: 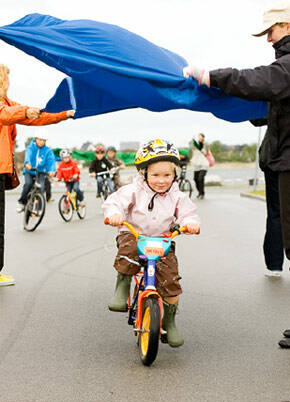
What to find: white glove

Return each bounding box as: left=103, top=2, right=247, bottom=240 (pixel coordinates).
left=183, top=65, right=210, bottom=87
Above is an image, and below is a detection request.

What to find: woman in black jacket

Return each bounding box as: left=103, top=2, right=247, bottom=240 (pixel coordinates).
left=183, top=1, right=290, bottom=347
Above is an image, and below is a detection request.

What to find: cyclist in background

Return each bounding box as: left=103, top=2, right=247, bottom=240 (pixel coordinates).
left=17, top=136, right=56, bottom=212
left=89, top=144, right=114, bottom=197
left=106, top=146, right=125, bottom=190
left=56, top=149, right=85, bottom=206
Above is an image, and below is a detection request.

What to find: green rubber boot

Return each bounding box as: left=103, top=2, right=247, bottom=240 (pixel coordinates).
left=162, top=302, right=184, bottom=347
left=108, top=273, right=131, bottom=312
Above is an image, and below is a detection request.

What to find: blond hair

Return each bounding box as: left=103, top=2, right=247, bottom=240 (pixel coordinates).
left=0, top=65, right=10, bottom=99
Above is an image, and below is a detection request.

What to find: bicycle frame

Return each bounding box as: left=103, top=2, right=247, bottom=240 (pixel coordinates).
left=104, top=219, right=187, bottom=333
left=65, top=187, right=77, bottom=211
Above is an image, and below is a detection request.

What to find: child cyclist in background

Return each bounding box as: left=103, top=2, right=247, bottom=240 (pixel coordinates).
left=57, top=149, right=85, bottom=206
left=106, top=146, right=125, bottom=190
left=103, top=139, right=200, bottom=348
left=89, top=144, right=114, bottom=197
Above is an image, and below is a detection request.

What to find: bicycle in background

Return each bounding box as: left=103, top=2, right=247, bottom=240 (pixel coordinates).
left=58, top=179, right=86, bottom=222
left=23, top=170, right=46, bottom=231
left=177, top=163, right=193, bottom=198
left=96, top=169, right=117, bottom=201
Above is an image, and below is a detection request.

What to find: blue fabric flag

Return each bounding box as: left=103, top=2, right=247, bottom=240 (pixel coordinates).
left=0, top=13, right=267, bottom=122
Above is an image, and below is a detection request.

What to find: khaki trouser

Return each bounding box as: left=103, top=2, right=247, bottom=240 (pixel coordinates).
left=114, top=232, right=182, bottom=298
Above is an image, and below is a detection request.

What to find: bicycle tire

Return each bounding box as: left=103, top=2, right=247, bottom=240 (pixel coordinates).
left=102, top=183, right=109, bottom=201
left=76, top=201, right=86, bottom=220
left=179, top=179, right=193, bottom=198
left=23, top=192, right=46, bottom=231
left=58, top=195, right=73, bottom=222
left=139, top=297, right=160, bottom=366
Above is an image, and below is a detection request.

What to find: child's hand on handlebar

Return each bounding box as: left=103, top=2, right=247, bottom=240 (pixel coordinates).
left=185, top=222, right=200, bottom=235
left=107, top=214, right=124, bottom=227
left=89, top=172, right=96, bottom=178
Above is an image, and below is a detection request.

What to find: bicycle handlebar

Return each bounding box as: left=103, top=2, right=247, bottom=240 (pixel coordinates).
left=104, top=218, right=199, bottom=239
left=97, top=171, right=111, bottom=176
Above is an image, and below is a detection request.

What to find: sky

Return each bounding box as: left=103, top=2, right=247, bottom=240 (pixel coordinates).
left=0, top=0, right=275, bottom=150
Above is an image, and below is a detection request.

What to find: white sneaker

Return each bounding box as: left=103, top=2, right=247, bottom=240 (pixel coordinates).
left=16, top=204, right=24, bottom=213
left=264, top=269, right=282, bottom=278
left=79, top=200, right=86, bottom=208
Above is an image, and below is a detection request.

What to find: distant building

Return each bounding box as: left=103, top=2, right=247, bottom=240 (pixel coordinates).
left=119, top=141, right=140, bottom=151
left=80, top=141, right=95, bottom=151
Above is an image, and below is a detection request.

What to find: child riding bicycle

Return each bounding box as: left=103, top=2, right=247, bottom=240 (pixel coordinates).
left=106, top=146, right=125, bottom=190
left=103, top=139, right=200, bottom=348
left=56, top=149, right=85, bottom=206
left=89, top=144, right=114, bottom=197
left=17, top=135, right=56, bottom=212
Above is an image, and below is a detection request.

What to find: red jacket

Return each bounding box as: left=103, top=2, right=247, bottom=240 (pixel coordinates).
left=0, top=97, right=68, bottom=174
left=57, top=160, right=80, bottom=182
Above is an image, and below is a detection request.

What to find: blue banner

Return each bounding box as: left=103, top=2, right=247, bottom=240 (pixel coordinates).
left=0, top=14, right=267, bottom=122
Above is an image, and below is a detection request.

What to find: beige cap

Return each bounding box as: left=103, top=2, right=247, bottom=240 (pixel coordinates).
left=252, top=1, right=290, bottom=37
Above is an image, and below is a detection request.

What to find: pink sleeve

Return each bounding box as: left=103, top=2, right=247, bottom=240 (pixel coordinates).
left=175, top=193, right=200, bottom=227
left=102, top=183, right=135, bottom=218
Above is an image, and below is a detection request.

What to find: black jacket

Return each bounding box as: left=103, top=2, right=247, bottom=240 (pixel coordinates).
left=89, top=157, right=112, bottom=174
left=210, top=35, right=290, bottom=172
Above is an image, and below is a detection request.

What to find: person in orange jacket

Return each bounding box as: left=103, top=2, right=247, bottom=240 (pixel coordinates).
left=0, top=64, right=75, bottom=286
left=56, top=149, right=85, bottom=205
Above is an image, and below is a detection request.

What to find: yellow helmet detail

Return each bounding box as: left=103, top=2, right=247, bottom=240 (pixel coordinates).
left=135, top=139, right=180, bottom=169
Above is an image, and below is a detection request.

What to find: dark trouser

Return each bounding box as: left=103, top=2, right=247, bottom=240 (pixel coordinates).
left=96, top=176, right=114, bottom=194
left=66, top=181, right=84, bottom=201
left=194, top=170, right=207, bottom=196
left=18, top=172, right=46, bottom=205
left=45, top=177, right=51, bottom=201
left=264, top=168, right=284, bottom=270
left=0, top=174, right=5, bottom=272
left=279, top=171, right=290, bottom=260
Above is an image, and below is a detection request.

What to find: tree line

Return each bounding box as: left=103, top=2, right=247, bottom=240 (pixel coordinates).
left=210, top=141, right=257, bottom=163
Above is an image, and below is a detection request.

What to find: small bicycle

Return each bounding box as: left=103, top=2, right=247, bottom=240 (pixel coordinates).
left=178, top=164, right=193, bottom=198
left=23, top=171, right=46, bottom=232
left=58, top=181, right=86, bottom=222
left=105, top=218, right=192, bottom=366
left=96, top=170, right=115, bottom=201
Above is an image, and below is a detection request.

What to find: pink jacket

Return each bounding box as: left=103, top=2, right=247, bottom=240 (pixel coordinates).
left=102, top=174, right=200, bottom=236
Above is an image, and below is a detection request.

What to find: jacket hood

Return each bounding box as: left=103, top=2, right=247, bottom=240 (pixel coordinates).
left=273, top=35, right=290, bottom=59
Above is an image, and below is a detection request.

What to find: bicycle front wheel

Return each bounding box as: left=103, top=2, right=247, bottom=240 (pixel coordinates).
left=179, top=179, right=193, bottom=198
left=23, top=192, right=46, bottom=232
left=58, top=195, right=73, bottom=222
left=139, top=297, right=160, bottom=366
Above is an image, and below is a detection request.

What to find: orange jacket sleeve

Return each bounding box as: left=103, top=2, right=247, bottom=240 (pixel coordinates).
left=19, top=111, right=68, bottom=126
left=0, top=98, right=69, bottom=126
left=0, top=100, right=28, bottom=125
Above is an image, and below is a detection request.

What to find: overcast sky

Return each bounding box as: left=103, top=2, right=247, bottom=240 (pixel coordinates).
left=0, top=0, right=274, bottom=150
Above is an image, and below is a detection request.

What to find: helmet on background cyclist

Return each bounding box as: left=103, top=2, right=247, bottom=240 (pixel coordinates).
left=135, top=139, right=180, bottom=170
left=95, top=144, right=106, bottom=154
left=107, top=146, right=117, bottom=153
left=60, top=149, right=72, bottom=159
left=35, top=127, right=49, bottom=142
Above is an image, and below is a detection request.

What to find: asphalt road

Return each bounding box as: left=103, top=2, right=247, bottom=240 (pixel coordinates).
left=1, top=187, right=290, bottom=402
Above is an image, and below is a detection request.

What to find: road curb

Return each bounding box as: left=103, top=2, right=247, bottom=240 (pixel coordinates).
left=240, top=192, right=265, bottom=202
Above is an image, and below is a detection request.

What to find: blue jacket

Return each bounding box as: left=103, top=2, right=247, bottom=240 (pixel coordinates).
left=23, top=139, right=56, bottom=175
